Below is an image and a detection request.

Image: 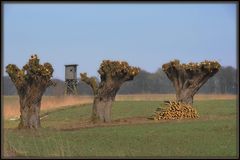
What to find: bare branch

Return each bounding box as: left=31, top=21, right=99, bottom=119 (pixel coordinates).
left=80, top=73, right=99, bottom=95
left=6, top=64, right=26, bottom=90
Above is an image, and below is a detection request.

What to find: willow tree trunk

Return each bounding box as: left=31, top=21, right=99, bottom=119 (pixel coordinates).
left=176, top=89, right=194, bottom=106
left=18, top=87, right=45, bottom=129
left=91, top=80, right=120, bottom=123
left=92, top=97, right=113, bottom=123
left=175, top=77, right=210, bottom=105
left=18, top=96, right=41, bottom=129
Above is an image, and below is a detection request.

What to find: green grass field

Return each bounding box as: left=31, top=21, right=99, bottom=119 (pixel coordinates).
left=3, top=100, right=238, bottom=158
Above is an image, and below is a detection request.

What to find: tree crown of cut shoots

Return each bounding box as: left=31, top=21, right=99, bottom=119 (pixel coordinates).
left=6, top=54, right=55, bottom=87
left=98, top=60, right=140, bottom=78
left=80, top=60, right=140, bottom=97
left=162, top=59, right=221, bottom=72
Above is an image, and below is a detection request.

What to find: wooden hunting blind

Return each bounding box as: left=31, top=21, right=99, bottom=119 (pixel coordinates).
left=65, top=64, right=78, bottom=95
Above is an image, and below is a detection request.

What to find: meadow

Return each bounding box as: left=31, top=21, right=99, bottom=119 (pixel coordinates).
left=2, top=94, right=238, bottom=158
left=3, top=94, right=236, bottom=120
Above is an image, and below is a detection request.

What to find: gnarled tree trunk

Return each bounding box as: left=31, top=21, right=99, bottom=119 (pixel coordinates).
left=6, top=54, right=55, bottom=129
left=92, top=98, right=113, bottom=122
left=176, top=90, right=193, bottom=105
left=18, top=85, right=45, bottom=129
left=162, top=60, right=221, bottom=106
left=81, top=60, right=139, bottom=123
left=19, top=98, right=41, bottom=129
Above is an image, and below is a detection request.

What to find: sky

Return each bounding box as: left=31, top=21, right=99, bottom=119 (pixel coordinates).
left=3, top=3, right=237, bottom=80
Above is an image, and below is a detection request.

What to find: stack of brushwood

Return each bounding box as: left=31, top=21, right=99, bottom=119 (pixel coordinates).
left=149, top=101, right=199, bottom=120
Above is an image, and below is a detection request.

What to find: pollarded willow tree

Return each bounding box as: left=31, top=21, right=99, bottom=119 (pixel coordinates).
left=80, top=60, right=140, bottom=123
left=6, top=54, right=55, bottom=129
left=162, top=60, right=221, bottom=106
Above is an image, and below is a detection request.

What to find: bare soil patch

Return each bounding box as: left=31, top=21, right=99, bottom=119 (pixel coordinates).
left=55, top=114, right=236, bottom=131
left=54, top=118, right=171, bottom=131
left=56, top=116, right=154, bottom=131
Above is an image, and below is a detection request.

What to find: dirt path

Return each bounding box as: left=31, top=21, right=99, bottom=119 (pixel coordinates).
left=55, top=114, right=235, bottom=131
left=57, top=116, right=156, bottom=131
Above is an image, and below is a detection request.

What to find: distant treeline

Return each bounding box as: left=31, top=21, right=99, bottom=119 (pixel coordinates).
left=3, top=66, right=237, bottom=95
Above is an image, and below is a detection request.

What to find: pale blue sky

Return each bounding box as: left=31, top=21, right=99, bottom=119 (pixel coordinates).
left=3, top=3, right=237, bottom=80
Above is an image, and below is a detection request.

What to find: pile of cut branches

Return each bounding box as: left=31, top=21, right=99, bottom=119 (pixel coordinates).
left=149, top=101, right=199, bottom=120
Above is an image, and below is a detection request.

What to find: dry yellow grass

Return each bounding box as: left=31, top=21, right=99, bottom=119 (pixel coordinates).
left=116, top=94, right=236, bottom=101
left=3, top=96, right=93, bottom=120
left=3, top=94, right=236, bottom=120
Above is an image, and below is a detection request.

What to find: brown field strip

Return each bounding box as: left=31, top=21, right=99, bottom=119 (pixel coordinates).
left=3, top=94, right=236, bottom=119
left=55, top=114, right=236, bottom=131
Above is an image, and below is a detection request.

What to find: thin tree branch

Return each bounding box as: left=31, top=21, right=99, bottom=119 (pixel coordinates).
left=80, top=73, right=99, bottom=96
